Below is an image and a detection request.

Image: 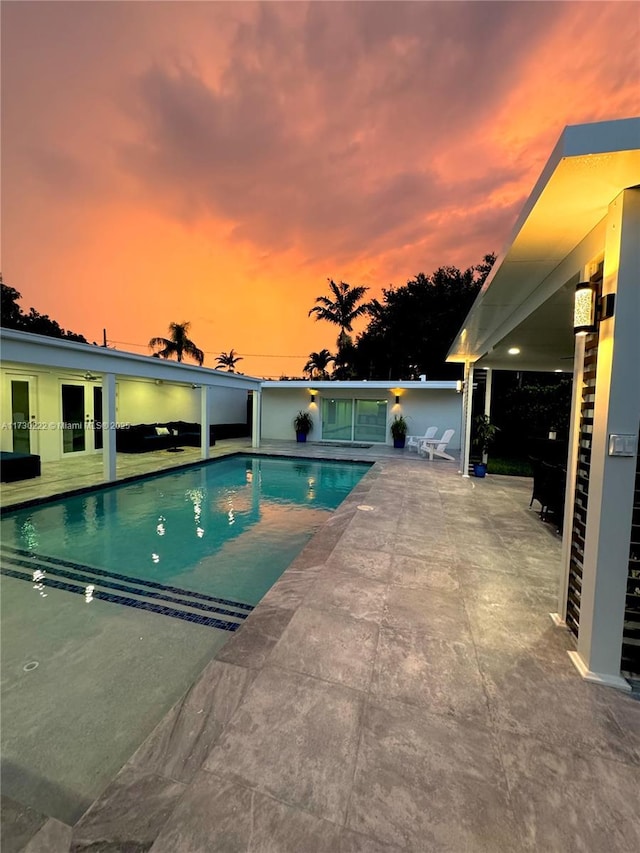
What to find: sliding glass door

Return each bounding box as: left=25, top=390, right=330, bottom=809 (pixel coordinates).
left=354, top=399, right=387, bottom=443
left=321, top=399, right=353, bottom=440
left=321, top=398, right=388, bottom=443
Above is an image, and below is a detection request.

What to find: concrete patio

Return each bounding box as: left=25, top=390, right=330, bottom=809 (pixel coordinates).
left=2, top=445, right=639, bottom=852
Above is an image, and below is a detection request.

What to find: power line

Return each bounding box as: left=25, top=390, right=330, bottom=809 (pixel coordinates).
left=108, top=340, right=307, bottom=359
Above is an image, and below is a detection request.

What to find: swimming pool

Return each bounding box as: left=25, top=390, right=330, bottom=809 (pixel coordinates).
left=0, top=454, right=369, bottom=823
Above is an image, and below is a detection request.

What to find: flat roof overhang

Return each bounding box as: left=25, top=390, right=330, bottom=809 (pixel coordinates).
left=447, top=118, right=640, bottom=372
left=262, top=380, right=458, bottom=390
left=0, top=329, right=263, bottom=390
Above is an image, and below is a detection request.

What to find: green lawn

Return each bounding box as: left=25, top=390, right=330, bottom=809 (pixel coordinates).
left=486, top=456, right=533, bottom=477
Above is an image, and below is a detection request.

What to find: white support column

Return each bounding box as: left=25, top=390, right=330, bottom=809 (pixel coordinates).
left=482, top=368, right=492, bottom=464
left=553, top=306, right=586, bottom=627
left=569, top=188, right=640, bottom=691
left=200, top=385, right=211, bottom=460
left=102, top=372, right=116, bottom=482
left=460, top=361, right=474, bottom=477
left=252, top=389, right=261, bottom=449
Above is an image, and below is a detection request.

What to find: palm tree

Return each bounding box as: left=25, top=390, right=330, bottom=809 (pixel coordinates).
left=304, top=349, right=335, bottom=380
left=309, top=279, right=371, bottom=376
left=216, top=349, right=243, bottom=372
left=149, top=322, right=204, bottom=365
left=308, top=279, right=371, bottom=335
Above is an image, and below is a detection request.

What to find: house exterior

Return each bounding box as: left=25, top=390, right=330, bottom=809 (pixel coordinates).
left=448, top=117, right=640, bottom=689
left=260, top=380, right=461, bottom=447
left=0, top=328, right=262, bottom=481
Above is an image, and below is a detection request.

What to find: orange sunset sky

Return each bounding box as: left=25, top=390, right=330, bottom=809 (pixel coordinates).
left=2, top=1, right=639, bottom=378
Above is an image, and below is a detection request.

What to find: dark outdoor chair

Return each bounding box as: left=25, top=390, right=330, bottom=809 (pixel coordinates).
left=530, top=457, right=566, bottom=531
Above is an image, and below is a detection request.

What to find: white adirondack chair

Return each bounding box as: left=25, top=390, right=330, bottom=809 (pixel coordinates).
left=419, top=429, right=455, bottom=461
left=406, top=426, right=437, bottom=452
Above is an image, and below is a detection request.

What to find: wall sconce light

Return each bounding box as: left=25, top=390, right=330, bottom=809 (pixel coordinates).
left=308, top=389, right=317, bottom=403
left=155, top=379, right=163, bottom=386
left=395, top=395, right=400, bottom=405
left=574, top=281, right=597, bottom=335
left=84, top=372, right=98, bottom=381
left=456, top=380, right=463, bottom=393
left=574, top=281, right=615, bottom=336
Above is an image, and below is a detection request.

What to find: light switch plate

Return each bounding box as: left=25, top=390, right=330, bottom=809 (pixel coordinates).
left=608, top=434, right=638, bottom=456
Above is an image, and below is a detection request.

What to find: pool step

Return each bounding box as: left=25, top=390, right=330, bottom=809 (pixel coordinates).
left=0, top=545, right=253, bottom=632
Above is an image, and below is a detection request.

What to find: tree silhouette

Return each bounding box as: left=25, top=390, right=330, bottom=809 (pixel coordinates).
left=303, top=349, right=335, bottom=379
left=309, top=279, right=371, bottom=379
left=216, top=349, right=243, bottom=372
left=1, top=277, right=88, bottom=342
left=149, top=322, right=204, bottom=365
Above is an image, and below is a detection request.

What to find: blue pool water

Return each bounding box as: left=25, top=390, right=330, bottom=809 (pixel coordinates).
left=0, top=454, right=369, bottom=823
left=1, top=454, right=369, bottom=613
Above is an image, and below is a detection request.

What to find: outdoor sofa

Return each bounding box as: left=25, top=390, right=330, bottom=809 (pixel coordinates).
left=115, top=422, right=209, bottom=453
left=0, top=450, right=42, bottom=482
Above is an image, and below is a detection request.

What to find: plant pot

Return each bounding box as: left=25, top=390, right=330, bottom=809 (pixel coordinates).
left=393, top=437, right=406, bottom=449
left=296, top=431, right=307, bottom=443
left=473, top=462, right=487, bottom=478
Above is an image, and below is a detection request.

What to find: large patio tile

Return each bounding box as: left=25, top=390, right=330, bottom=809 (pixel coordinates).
left=71, top=764, right=186, bottom=852
left=259, top=568, right=322, bottom=609
left=607, top=692, right=640, bottom=757
left=466, top=604, right=577, bottom=664
left=338, top=527, right=397, bottom=553
left=370, top=626, right=489, bottom=723
left=460, top=565, right=557, bottom=608
left=394, top=536, right=457, bottom=561
left=390, top=553, right=460, bottom=592
left=383, top=585, right=472, bottom=643
left=478, top=648, right=639, bottom=765
left=304, top=569, right=388, bottom=622
left=151, top=772, right=342, bottom=853
left=204, top=666, right=364, bottom=825
left=130, top=660, right=256, bottom=784
left=497, top=729, right=640, bottom=852
left=268, top=606, right=379, bottom=691
left=325, top=547, right=393, bottom=582
left=338, top=828, right=405, bottom=852
left=215, top=604, right=296, bottom=670
left=347, top=699, right=521, bottom=851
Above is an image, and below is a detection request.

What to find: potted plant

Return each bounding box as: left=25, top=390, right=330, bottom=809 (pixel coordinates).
left=472, top=414, right=499, bottom=477
left=390, top=415, right=408, bottom=449
left=293, top=410, right=313, bottom=443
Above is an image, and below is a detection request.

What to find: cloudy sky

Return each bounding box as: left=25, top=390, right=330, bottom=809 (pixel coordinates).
left=3, top=1, right=638, bottom=377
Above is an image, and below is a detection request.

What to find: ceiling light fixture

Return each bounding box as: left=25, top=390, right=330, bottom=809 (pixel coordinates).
left=507, top=347, right=520, bottom=355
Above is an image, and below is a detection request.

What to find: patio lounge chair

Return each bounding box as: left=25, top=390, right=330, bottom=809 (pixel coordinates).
left=406, top=426, right=438, bottom=452
left=419, top=429, right=455, bottom=461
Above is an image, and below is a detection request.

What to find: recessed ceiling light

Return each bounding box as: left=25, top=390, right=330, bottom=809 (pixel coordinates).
left=507, top=347, right=520, bottom=355
left=554, top=369, right=562, bottom=373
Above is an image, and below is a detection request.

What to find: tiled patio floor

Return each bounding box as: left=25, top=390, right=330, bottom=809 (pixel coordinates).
left=2, top=444, right=639, bottom=852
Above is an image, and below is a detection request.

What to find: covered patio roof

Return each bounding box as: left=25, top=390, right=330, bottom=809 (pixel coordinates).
left=447, top=118, right=640, bottom=372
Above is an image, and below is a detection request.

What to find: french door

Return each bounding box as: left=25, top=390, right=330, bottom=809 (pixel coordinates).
left=10, top=377, right=38, bottom=454
left=60, top=383, right=103, bottom=454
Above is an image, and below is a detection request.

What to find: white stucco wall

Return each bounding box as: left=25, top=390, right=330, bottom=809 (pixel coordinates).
left=209, top=386, right=249, bottom=424
left=260, top=386, right=462, bottom=448
left=1, top=368, right=249, bottom=462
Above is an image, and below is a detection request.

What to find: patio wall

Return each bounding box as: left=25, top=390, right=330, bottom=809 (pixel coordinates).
left=261, top=387, right=462, bottom=447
